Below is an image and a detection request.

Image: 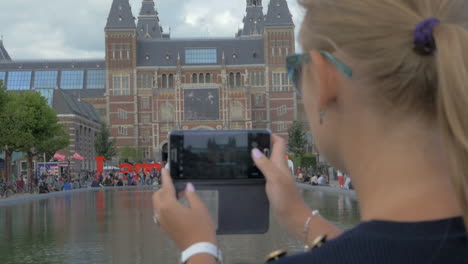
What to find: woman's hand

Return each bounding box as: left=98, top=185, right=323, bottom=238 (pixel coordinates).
left=252, top=136, right=342, bottom=241
left=251, top=136, right=312, bottom=237
left=152, top=169, right=217, bottom=251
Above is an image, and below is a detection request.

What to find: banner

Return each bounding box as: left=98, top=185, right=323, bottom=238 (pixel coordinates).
left=53, top=152, right=66, bottom=161
left=73, top=152, right=85, bottom=161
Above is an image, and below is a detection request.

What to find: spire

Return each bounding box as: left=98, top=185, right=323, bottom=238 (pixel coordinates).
left=105, top=0, right=136, bottom=30
left=137, top=0, right=163, bottom=40
left=0, top=37, right=12, bottom=62
left=239, top=0, right=265, bottom=37
left=265, top=0, right=294, bottom=27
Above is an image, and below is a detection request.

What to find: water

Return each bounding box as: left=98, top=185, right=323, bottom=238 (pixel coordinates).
left=0, top=186, right=360, bottom=264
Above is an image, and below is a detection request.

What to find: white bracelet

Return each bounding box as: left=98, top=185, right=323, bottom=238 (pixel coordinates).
left=180, top=242, right=223, bottom=264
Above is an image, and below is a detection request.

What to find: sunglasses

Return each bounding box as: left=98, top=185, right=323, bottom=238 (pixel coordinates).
left=286, top=51, right=353, bottom=97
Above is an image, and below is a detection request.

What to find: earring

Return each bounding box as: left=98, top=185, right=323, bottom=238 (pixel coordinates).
left=319, top=111, right=326, bottom=125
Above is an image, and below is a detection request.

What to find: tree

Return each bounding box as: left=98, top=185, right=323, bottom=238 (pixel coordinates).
left=288, top=120, right=308, bottom=158
left=119, top=146, right=143, bottom=164
left=13, top=91, right=69, bottom=186
left=94, top=121, right=117, bottom=160
left=0, top=89, right=33, bottom=183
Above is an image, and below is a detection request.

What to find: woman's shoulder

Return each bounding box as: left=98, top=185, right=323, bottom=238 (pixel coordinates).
left=251, top=217, right=467, bottom=264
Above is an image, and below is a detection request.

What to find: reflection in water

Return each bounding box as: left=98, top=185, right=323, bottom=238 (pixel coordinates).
left=0, top=187, right=360, bottom=264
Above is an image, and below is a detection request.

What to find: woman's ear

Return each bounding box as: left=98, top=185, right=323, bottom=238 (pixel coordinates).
left=309, top=50, right=339, bottom=110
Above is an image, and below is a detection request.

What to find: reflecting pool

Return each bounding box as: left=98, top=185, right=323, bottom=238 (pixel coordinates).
left=0, top=186, right=360, bottom=264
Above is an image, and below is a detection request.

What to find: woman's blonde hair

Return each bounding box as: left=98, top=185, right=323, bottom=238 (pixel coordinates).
left=299, top=0, right=468, bottom=227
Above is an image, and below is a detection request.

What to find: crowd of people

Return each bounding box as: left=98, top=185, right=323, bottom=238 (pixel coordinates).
left=295, top=167, right=353, bottom=190
left=6, top=168, right=164, bottom=195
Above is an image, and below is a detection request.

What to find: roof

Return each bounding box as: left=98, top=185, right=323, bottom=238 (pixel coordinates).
left=241, top=6, right=266, bottom=36
left=137, top=0, right=163, bottom=40
left=265, top=0, right=294, bottom=27
left=0, top=40, right=12, bottom=62
left=0, top=59, right=105, bottom=71
left=137, top=38, right=265, bottom=67
left=105, top=0, right=136, bottom=30
left=64, top=89, right=105, bottom=99
left=52, top=89, right=101, bottom=123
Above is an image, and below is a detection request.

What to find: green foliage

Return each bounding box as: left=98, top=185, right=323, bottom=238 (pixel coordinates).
left=94, top=121, right=117, bottom=159
left=288, top=120, right=308, bottom=157
left=119, top=146, right=143, bottom=163
left=290, top=153, right=317, bottom=171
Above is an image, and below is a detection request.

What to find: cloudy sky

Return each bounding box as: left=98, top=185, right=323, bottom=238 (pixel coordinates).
left=0, top=0, right=304, bottom=60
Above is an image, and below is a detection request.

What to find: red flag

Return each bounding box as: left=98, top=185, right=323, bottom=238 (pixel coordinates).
left=53, top=152, right=66, bottom=161
left=73, top=152, right=85, bottom=161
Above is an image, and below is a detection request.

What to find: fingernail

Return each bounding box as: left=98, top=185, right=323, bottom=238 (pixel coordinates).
left=252, top=149, right=264, bottom=159
left=186, top=183, right=195, bottom=193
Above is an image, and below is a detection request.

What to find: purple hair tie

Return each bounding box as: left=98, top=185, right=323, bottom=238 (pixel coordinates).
left=414, top=18, right=441, bottom=56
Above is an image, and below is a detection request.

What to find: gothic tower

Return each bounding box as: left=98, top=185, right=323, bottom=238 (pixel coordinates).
left=264, top=0, right=296, bottom=135
left=239, top=0, right=265, bottom=37
left=105, top=0, right=139, bottom=148
left=137, top=0, right=163, bottom=40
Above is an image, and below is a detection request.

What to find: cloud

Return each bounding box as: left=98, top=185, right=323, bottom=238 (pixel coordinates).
left=0, top=0, right=304, bottom=60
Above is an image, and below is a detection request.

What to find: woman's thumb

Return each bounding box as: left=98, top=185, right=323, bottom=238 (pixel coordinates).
left=184, top=183, right=205, bottom=210
left=251, top=149, right=275, bottom=179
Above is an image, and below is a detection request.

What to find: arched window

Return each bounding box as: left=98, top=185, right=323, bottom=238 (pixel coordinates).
left=192, top=73, right=198, bottom=83
left=168, top=74, right=174, bottom=88
left=199, top=73, right=205, bottom=83
left=236, top=72, right=241, bottom=87
left=162, top=74, right=167, bottom=88
left=206, top=73, right=211, bottom=83
left=229, top=72, right=235, bottom=87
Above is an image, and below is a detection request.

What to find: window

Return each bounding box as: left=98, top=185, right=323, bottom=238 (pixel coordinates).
left=142, top=129, right=151, bottom=142
left=111, top=43, right=130, bottom=60
left=254, top=94, right=263, bottom=106
left=277, top=105, right=287, bottom=116
left=278, top=122, right=288, bottom=132
left=138, top=73, right=154, bottom=89
left=142, top=97, right=150, bottom=110
left=118, top=126, right=128, bottom=136
left=206, top=73, right=211, bottom=83
left=271, top=40, right=276, bottom=57
left=229, top=72, right=235, bottom=87
left=118, top=109, right=127, bottom=120
left=272, top=72, right=290, bottom=92
left=236, top=73, right=242, bottom=87
left=0, top=72, right=5, bottom=83
left=285, top=40, right=290, bottom=56
left=142, top=114, right=150, bottom=124
left=87, top=70, right=106, bottom=89
left=199, top=73, right=205, bottom=83
left=61, top=70, right=84, bottom=89
left=185, top=48, right=217, bottom=64
left=36, top=88, right=54, bottom=106
left=192, top=73, right=198, bottom=83
left=254, top=112, right=264, bottom=121
left=168, top=74, right=174, bottom=88
left=113, top=75, right=130, bottom=96
left=161, top=74, right=168, bottom=88
left=7, top=71, right=31, bottom=90
left=143, top=147, right=151, bottom=160
left=249, top=72, right=265, bottom=87
left=33, top=71, right=58, bottom=89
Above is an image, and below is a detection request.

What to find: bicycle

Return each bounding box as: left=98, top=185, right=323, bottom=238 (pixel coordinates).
left=0, top=182, right=17, bottom=198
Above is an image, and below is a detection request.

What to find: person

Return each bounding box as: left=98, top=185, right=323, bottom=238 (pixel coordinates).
left=344, top=175, right=352, bottom=190
left=63, top=180, right=72, bottom=191
left=317, top=174, right=327, bottom=186
left=337, top=170, right=344, bottom=188
left=152, top=1, right=468, bottom=263
left=310, top=175, right=318, bottom=186
left=117, top=178, right=124, bottom=187
left=38, top=182, right=49, bottom=194
left=297, top=172, right=304, bottom=183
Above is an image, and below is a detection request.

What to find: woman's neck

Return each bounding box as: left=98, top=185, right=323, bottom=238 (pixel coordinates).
left=344, top=120, right=462, bottom=222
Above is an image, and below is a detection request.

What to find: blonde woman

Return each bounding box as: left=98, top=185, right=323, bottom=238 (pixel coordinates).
left=152, top=0, right=468, bottom=263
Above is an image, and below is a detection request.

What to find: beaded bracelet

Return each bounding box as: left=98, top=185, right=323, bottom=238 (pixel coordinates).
left=303, top=210, right=320, bottom=251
